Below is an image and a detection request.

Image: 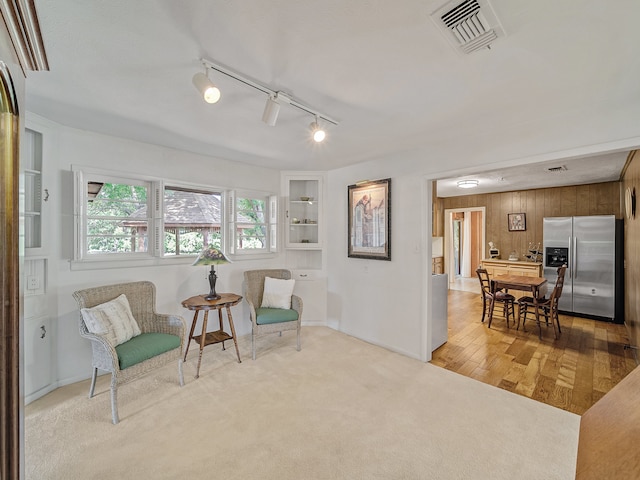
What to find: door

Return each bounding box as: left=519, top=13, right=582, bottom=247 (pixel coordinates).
left=444, top=207, right=485, bottom=292
left=573, top=215, right=615, bottom=318
left=543, top=217, right=573, bottom=312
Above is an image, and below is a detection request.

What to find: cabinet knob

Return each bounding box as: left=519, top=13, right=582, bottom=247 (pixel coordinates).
left=40, top=325, right=46, bottom=339
left=44, top=188, right=50, bottom=202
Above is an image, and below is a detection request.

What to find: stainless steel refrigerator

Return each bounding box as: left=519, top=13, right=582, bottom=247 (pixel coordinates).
left=543, top=215, right=623, bottom=323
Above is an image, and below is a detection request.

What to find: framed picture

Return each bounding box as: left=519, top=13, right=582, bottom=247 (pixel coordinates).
left=347, top=178, right=391, bottom=260
left=508, top=213, right=526, bottom=231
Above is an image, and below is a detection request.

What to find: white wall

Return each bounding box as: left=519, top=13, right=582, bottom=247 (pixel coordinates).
left=326, top=162, right=431, bottom=360
left=41, top=119, right=283, bottom=385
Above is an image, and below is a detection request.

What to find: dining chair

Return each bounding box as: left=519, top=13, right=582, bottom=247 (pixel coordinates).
left=518, top=265, right=567, bottom=339
left=476, top=268, right=515, bottom=328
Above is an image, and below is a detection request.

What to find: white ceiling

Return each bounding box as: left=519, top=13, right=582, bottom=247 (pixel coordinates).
left=436, top=151, right=628, bottom=197
left=25, top=0, right=640, bottom=180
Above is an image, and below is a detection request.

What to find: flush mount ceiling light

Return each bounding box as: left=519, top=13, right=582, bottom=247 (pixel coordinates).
left=195, top=58, right=338, bottom=139
left=309, top=118, right=326, bottom=143
left=457, top=179, right=479, bottom=188
left=192, top=71, right=220, bottom=104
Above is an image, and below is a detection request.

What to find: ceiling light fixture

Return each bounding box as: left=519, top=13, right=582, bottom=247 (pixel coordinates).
left=192, top=70, right=220, bottom=104
left=196, top=58, right=338, bottom=135
left=262, top=94, right=281, bottom=126
left=457, top=179, right=479, bottom=188
left=309, top=118, right=326, bottom=143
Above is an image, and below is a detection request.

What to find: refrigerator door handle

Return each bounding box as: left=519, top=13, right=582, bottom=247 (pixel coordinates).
left=573, top=236, right=577, bottom=279
left=567, top=236, right=573, bottom=279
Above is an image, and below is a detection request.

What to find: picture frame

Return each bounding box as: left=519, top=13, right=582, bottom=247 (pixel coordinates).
left=508, top=213, right=526, bottom=231
left=348, top=178, right=391, bottom=260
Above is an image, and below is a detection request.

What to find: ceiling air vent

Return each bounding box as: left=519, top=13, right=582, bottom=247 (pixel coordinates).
left=547, top=165, right=568, bottom=172
left=431, top=0, right=505, bottom=54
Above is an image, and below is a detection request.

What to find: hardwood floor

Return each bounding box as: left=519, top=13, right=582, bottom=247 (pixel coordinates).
left=430, top=289, right=638, bottom=415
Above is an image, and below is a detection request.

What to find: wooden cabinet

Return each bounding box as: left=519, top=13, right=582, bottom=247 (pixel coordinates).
left=481, top=259, right=543, bottom=300
left=481, top=259, right=542, bottom=277
left=432, top=256, right=443, bottom=274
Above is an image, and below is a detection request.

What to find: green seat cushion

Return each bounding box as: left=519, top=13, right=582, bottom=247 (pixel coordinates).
left=115, top=332, right=181, bottom=370
left=256, top=307, right=299, bottom=325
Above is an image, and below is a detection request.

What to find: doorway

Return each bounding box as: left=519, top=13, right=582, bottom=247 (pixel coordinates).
left=0, top=60, right=21, bottom=480
left=444, top=207, right=485, bottom=293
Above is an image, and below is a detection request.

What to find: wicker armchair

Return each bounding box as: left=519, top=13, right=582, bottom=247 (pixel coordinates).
left=73, top=281, right=186, bottom=424
left=243, top=269, right=303, bottom=360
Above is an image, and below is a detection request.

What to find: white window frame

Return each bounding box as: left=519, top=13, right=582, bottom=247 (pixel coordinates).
left=72, top=166, right=277, bottom=270
left=73, top=167, right=154, bottom=264
left=226, top=189, right=277, bottom=258
left=158, top=182, right=225, bottom=258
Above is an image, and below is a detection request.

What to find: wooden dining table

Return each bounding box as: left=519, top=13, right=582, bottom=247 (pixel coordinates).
left=489, top=274, right=548, bottom=327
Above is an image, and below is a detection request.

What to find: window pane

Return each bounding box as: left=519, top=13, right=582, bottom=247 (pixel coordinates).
left=237, top=233, right=266, bottom=250
left=235, top=197, right=267, bottom=251
left=85, top=181, right=149, bottom=255
left=87, top=218, right=146, bottom=235
left=87, top=200, right=145, bottom=216
left=163, top=187, right=222, bottom=256
left=87, top=233, right=148, bottom=253
left=236, top=198, right=265, bottom=222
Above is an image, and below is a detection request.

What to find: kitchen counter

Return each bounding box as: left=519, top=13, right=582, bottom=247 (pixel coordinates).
left=481, top=259, right=543, bottom=278
left=482, top=258, right=542, bottom=266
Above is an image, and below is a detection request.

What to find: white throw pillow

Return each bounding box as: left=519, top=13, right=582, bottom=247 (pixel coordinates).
left=81, top=294, right=141, bottom=347
left=261, top=277, right=295, bottom=310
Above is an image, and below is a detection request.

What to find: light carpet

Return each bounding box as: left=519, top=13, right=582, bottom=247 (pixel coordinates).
left=25, top=327, right=579, bottom=479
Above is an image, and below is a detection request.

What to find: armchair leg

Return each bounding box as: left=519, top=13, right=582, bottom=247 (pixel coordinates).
left=88, top=367, right=98, bottom=398
left=110, top=380, right=119, bottom=425
left=252, top=332, right=256, bottom=361
left=296, top=327, right=301, bottom=352
left=178, top=359, right=184, bottom=387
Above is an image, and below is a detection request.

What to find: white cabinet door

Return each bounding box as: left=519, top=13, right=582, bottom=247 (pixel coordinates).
left=283, top=173, right=325, bottom=249
left=292, top=271, right=327, bottom=325
left=24, top=315, right=54, bottom=402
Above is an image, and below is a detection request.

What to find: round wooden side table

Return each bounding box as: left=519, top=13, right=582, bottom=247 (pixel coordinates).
left=181, top=293, right=242, bottom=378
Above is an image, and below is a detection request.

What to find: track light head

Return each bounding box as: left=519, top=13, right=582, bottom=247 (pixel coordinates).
left=192, top=72, right=221, bottom=104
left=262, top=95, right=280, bottom=126
left=309, top=120, right=326, bottom=143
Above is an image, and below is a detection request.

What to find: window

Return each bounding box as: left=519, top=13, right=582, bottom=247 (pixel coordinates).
left=74, top=168, right=277, bottom=266
left=75, top=173, right=151, bottom=259
left=227, top=191, right=276, bottom=255
left=162, top=186, right=222, bottom=256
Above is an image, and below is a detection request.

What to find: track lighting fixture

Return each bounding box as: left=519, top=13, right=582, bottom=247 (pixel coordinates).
left=309, top=118, right=326, bottom=143
left=194, top=57, right=338, bottom=142
left=262, top=94, right=280, bottom=126
left=192, top=71, right=220, bottom=104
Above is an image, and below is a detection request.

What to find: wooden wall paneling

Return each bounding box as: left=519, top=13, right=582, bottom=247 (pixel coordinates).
left=621, top=152, right=639, bottom=353
left=547, top=186, right=563, bottom=217
left=441, top=181, right=621, bottom=264
left=470, top=211, right=481, bottom=269
left=560, top=186, right=578, bottom=216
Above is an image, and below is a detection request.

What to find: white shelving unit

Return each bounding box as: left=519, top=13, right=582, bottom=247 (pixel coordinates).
left=281, top=172, right=327, bottom=324
left=23, top=128, right=44, bottom=253
left=23, top=118, right=57, bottom=403
left=284, top=175, right=323, bottom=250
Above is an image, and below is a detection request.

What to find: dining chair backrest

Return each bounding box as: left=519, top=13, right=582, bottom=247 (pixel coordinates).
left=549, top=265, right=567, bottom=302
left=476, top=268, right=492, bottom=296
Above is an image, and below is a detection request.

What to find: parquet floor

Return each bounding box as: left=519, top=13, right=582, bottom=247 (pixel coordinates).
left=430, top=289, right=638, bottom=415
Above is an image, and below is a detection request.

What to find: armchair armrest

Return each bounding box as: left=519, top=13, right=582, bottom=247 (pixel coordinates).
left=79, top=328, right=120, bottom=372
left=151, top=313, right=186, bottom=340
left=291, top=295, right=303, bottom=320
